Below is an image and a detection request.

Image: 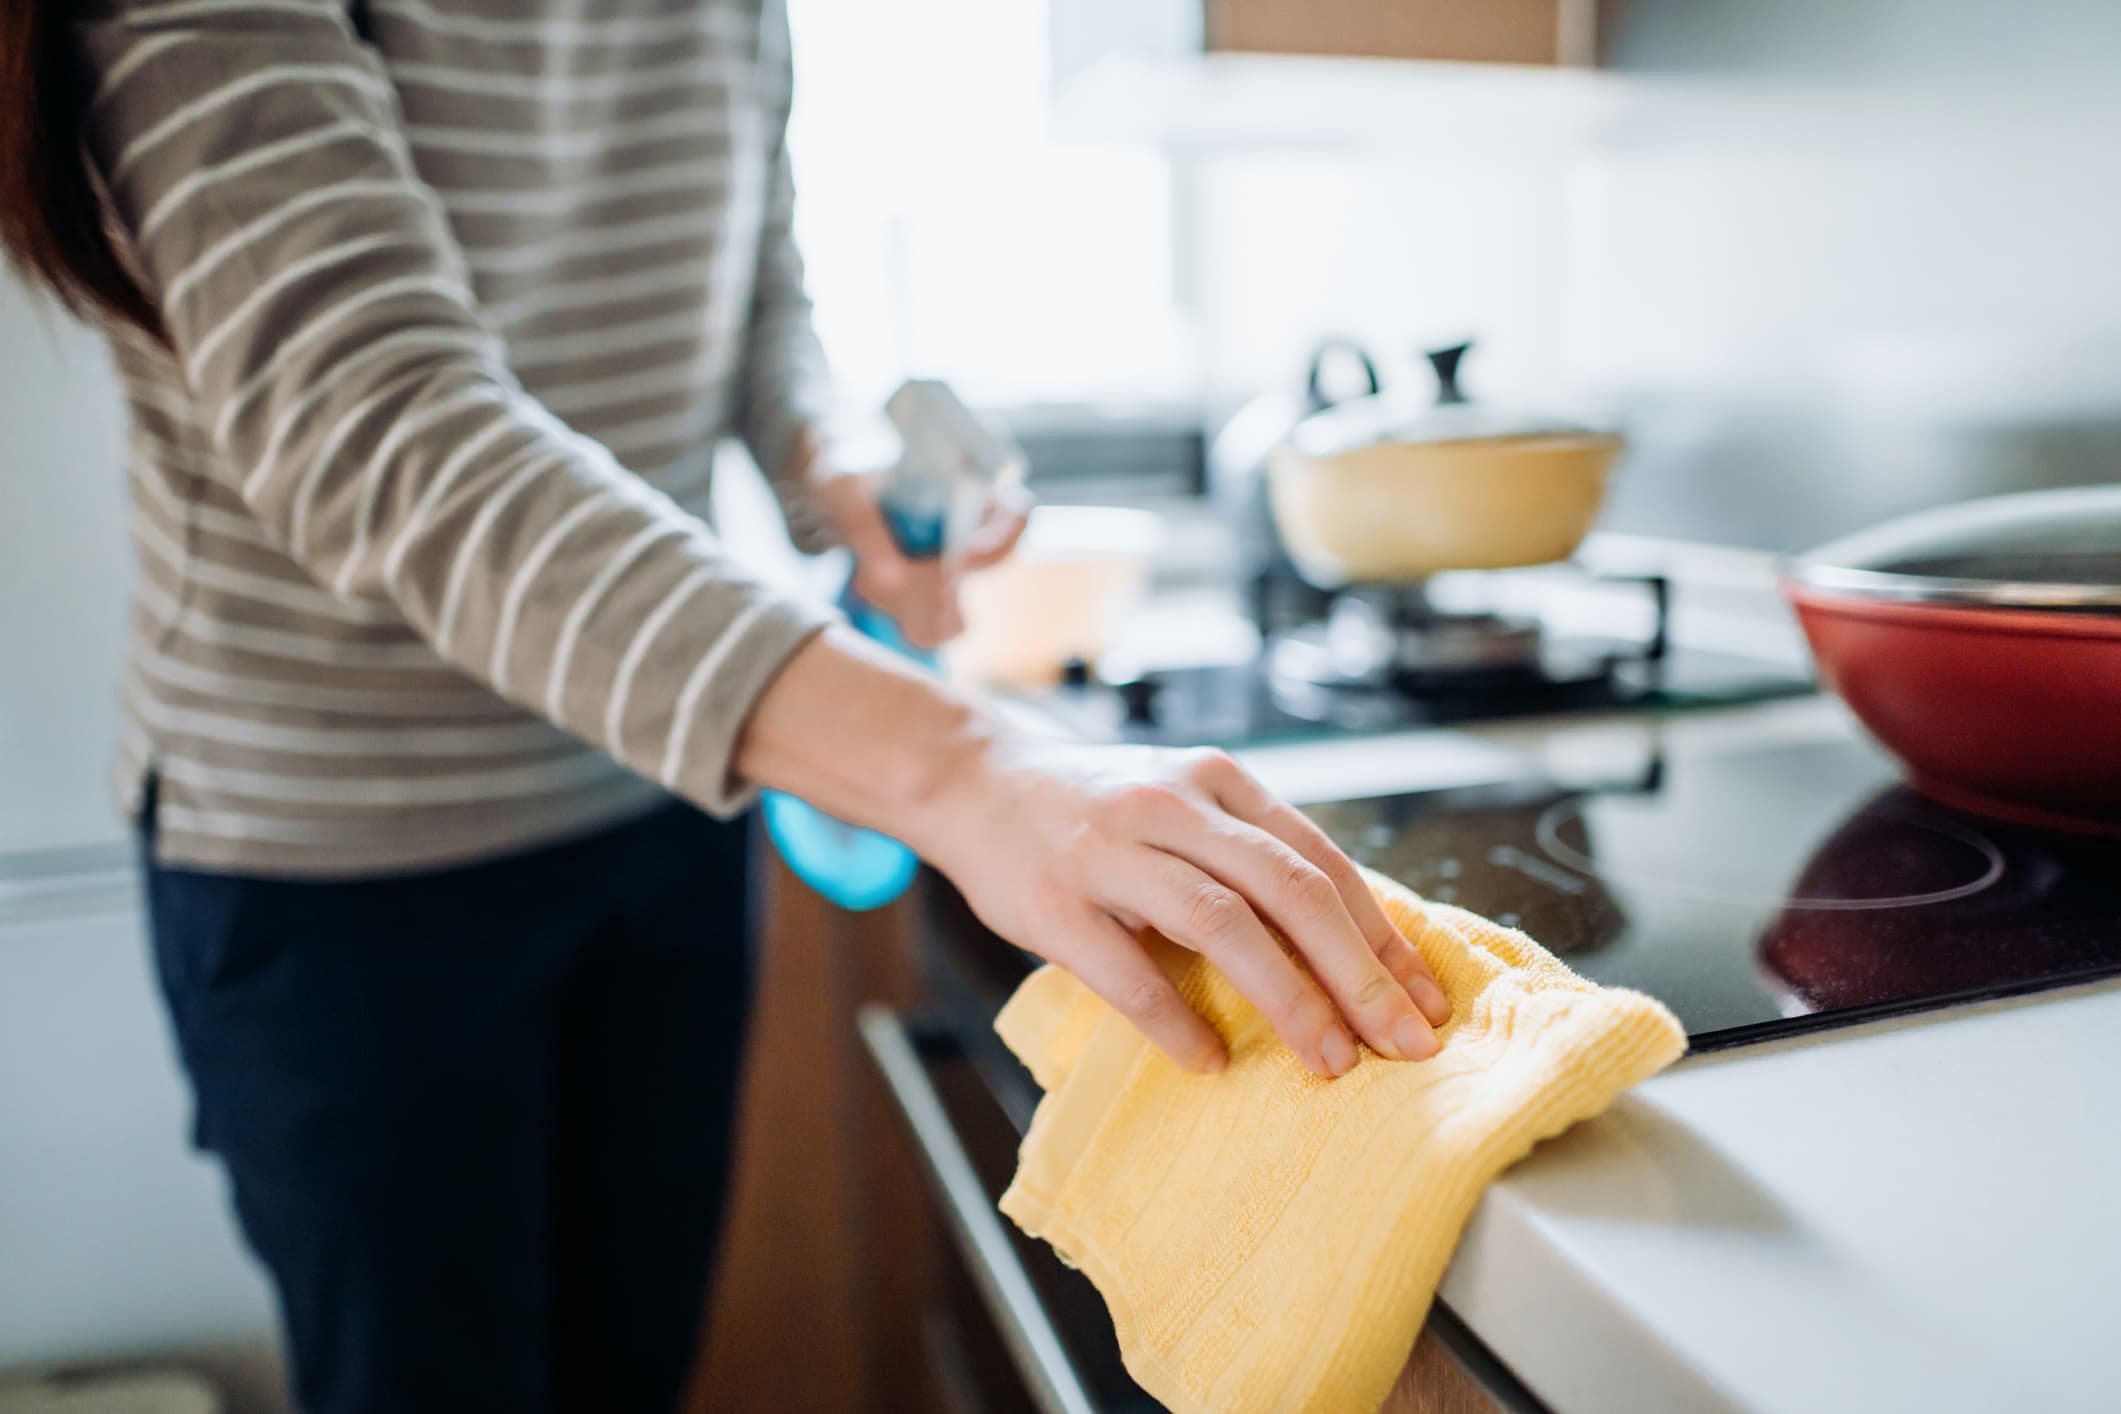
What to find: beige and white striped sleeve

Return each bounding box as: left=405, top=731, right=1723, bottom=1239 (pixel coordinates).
left=79, top=0, right=835, bottom=815
left=733, top=0, right=838, bottom=554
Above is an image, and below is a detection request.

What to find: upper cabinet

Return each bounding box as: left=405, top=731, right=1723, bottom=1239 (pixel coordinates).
left=1048, top=0, right=1615, bottom=151
left=1204, top=0, right=1606, bottom=68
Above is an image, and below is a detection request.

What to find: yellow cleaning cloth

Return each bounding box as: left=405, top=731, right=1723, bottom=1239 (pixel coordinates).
left=996, top=869, right=1685, bottom=1414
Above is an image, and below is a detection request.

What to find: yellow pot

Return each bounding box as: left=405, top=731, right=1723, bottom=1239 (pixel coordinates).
left=1267, top=430, right=1623, bottom=585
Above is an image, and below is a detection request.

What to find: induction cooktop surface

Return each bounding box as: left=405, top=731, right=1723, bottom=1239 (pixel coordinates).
left=1305, top=729, right=2121, bottom=1051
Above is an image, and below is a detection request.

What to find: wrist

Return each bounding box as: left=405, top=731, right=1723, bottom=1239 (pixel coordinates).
left=737, top=623, right=1014, bottom=852
left=897, top=699, right=1015, bottom=869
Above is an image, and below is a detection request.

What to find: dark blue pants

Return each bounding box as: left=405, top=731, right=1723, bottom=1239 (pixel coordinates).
left=143, top=798, right=756, bottom=1414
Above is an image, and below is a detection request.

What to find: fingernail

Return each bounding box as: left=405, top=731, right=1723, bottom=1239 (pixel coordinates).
left=1412, top=976, right=1452, bottom=1026
left=1394, top=1013, right=1440, bottom=1062
left=1321, top=1028, right=1359, bottom=1077
left=1201, top=1047, right=1229, bottom=1075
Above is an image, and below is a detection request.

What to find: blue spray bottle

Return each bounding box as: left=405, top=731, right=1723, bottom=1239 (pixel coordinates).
left=760, top=380, right=1024, bottom=911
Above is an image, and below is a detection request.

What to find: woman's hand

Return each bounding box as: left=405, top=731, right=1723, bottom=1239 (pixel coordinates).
left=815, top=471, right=1030, bottom=650
left=737, top=627, right=1450, bottom=1078
left=911, top=735, right=1453, bottom=1078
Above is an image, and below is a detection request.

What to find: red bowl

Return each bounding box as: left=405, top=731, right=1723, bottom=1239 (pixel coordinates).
left=1781, top=583, right=2121, bottom=836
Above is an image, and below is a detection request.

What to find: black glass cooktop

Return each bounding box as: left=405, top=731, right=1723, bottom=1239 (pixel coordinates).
left=1306, top=734, right=2121, bottom=1051
left=1037, top=644, right=1815, bottom=749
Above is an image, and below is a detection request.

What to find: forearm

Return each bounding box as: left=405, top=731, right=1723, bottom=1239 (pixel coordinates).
left=743, top=318, right=835, bottom=555
left=732, top=624, right=1001, bottom=845
left=736, top=22, right=837, bottom=553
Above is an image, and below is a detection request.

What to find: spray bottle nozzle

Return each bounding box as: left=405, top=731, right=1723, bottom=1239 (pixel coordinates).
left=878, top=380, right=1025, bottom=561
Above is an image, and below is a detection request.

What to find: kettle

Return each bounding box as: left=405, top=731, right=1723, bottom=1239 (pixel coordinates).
left=1209, top=339, right=1384, bottom=635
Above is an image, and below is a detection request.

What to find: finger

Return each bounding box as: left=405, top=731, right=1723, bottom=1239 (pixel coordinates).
left=962, top=490, right=1033, bottom=571
left=855, top=552, right=937, bottom=632
left=1137, top=798, right=1439, bottom=1063
left=854, top=549, right=912, bottom=606
left=818, top=472, right=900, bottom=563
left=894, top=563, right=964, bottom=650
left=933, top=563, right=967, bottom=644
left=900, top=609, right=960, bottom=652
left=1050, top=907, right=1226, bottom=1074
left=1237, top=799, right=1451, bottom=1031
left=1198, top=753, right=1451, bottom=1028
left=1103, top=842, right=1358, bottom=1079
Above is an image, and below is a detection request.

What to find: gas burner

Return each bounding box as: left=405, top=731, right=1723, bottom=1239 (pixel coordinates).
left=1256, top=573, right=1672, bottom=723
left=1268, top=589, right=1550, bottom=689
left=1262, top=593, right=1634, bottom=727
left=1029, top=570, right=1810, bottom=748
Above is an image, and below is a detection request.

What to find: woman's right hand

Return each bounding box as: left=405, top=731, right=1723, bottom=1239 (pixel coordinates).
left=912, top=733, right=1452, bottom=1078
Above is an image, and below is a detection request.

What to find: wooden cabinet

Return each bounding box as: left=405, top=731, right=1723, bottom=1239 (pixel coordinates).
left=1207, top=0, right=1607, bottom=68
left=687, top=853, right=938, bottom=1414
left=1384, top=1328, right=1506, bottom=1414
left=1047, top=0, right=1613, bottom=150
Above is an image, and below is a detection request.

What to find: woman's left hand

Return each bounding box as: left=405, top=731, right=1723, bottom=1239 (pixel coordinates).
left=817, top=471, right=1031, bottom=650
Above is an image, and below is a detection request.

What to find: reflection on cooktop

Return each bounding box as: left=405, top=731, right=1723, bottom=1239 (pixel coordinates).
left=1537, top=794, right=2007, bottom=911
left=1304, top=737, right=2121, bottom=1052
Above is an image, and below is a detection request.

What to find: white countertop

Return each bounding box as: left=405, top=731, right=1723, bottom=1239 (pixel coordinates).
left=1234, top=700, right=2121, bottom=1414
left=1444, top=977, right=2121, bottom=1414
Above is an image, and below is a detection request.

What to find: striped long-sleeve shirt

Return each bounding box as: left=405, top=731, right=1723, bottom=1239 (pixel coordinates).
left=78, top=0, right=843, bottom=875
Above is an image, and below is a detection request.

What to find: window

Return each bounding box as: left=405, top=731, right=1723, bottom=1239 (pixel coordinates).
left=785, top=0, right=1196, bottom=410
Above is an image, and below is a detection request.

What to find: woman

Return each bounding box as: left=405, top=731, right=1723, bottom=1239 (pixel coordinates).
left=2, top=2, right=1451, bottom=1410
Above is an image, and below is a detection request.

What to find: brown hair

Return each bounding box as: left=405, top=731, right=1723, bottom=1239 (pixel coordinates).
left=0, top=0, right=163, bottom=335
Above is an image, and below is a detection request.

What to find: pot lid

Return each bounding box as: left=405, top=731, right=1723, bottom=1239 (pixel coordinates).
left=1285, top=341, right=1616, bottom=458
left=1288, top=395, right=1606, bottom=457
left=1785, top=485, right=2121, bottom=610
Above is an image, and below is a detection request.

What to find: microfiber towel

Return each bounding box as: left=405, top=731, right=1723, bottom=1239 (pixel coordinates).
left=995, top=869, right=1686, bottom=1414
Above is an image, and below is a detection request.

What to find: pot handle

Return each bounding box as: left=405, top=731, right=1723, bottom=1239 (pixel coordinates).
left=1425, top=341, right=1473, bottom=405
left=1304, top=339, right=1383, bottom=413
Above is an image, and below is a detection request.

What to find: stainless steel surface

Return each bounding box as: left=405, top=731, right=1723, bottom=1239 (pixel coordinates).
left=1269, top=592, right=1549, bottom=687
left=1285, top=393, right=1613, bottom=457
left=1778, top=561, right=2121, bottom=610
left=856, top=1006, right=1096, bottom=1414
left=1779, top=485, right=2121, bottom=609
left=0, top=843, right=140, bottom=929
left=1426, top=1303, right=1556, bottom=1414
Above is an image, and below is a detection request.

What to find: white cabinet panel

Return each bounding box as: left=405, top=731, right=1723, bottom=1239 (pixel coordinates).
left=0, top=889, right=275, bottom=1366
left=0, top=283, right=132, bottom=857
